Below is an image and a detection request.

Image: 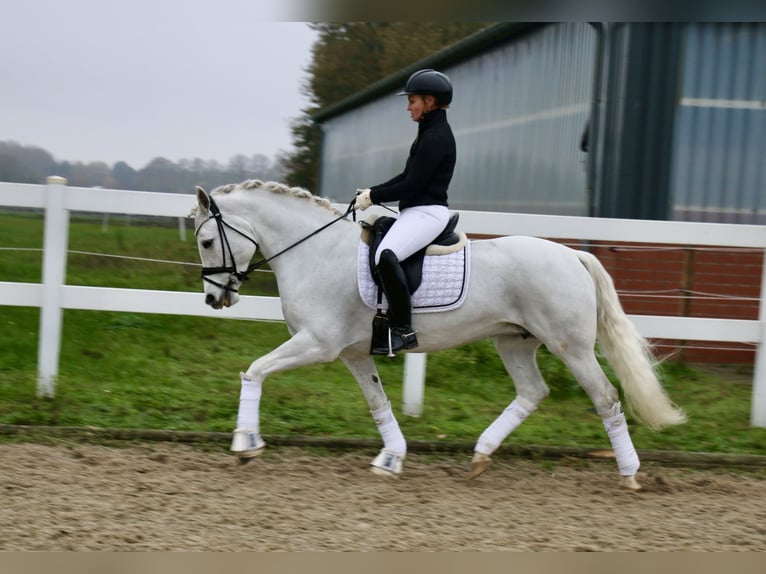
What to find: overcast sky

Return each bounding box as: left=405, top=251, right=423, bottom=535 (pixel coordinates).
left=1, top=0, right=318, bottom=169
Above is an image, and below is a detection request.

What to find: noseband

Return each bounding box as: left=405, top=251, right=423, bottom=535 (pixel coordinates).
left=195, top=193, right=356, bottom=294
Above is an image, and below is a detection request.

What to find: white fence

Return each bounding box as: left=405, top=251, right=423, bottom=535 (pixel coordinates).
left=2, top=177, right=766, bottom=426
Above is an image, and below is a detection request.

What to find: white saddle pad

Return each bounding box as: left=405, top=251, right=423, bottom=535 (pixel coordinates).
left=357, top=241, right=471, bottom=313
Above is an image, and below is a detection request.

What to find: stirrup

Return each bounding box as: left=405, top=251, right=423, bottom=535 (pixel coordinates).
left=393, top=327, right=418, bottom=351
left=371, top=326, right=418, bottom=357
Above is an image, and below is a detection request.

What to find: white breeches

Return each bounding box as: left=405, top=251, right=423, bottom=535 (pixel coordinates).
left=374, top=204, right=450, bottom=265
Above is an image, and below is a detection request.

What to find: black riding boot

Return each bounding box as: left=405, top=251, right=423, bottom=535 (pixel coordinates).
left=371, top=249, right=419, bottom=356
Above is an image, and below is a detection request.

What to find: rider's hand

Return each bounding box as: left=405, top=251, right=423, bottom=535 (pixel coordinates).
left=353, top=188, right=373, bottom=211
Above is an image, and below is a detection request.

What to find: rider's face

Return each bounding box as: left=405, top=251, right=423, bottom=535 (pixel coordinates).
left=407, top=94, right=435, bottom=122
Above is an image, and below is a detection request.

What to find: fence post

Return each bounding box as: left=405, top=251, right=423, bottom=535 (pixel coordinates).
left=402, top=353, right=427, bottom=417
left=178, top=217, right=187, bottom=241
left=37, top=176, right=69, bottom=397
left=751, top=248, right=766, bottom=427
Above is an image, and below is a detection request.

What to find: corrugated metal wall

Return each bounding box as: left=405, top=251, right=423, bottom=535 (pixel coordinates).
left=318, top=23, right=766, bottom=223
left=670, top=23, right=766, bottom=224
left=318, top=23, right=596, bottom=215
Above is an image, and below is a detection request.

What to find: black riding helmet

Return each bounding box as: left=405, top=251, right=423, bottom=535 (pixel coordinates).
left=397, top=69, right=453, bottom=106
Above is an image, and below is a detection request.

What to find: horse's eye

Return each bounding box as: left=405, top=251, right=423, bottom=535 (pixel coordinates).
left=201, top=239, right=214, bottom=249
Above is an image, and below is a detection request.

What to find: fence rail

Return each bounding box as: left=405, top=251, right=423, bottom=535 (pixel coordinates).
left=2, top=178, right=766, bottom=426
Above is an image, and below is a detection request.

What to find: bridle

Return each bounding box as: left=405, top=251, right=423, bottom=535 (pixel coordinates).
left=194, top=194, right=259, bottom=293
left=194, top=193, right=356, bottom=294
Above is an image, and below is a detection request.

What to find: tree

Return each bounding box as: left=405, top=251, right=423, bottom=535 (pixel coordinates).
left=67, top=161, right=112, bottom=188
left=305, top=23, right=390, bottom=108
left=139, top=157, right=182, bottom=194
left=281, top=114, right=321, bottom=190
left=113, top=161, right=138, bottom=190
left=0, top=141, right=57, bottom=183
left=0, top=149, right=21, bottom=183
left=248, top=154, right=282, bottom=181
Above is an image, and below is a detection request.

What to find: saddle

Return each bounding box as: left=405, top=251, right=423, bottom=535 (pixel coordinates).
left=360, top=213, right=464, bottom=294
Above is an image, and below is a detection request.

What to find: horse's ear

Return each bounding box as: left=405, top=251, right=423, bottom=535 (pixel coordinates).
left=196, top=186, right=210, bottom=212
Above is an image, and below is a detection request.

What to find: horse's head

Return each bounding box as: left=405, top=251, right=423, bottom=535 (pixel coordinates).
left=191, top=186, right=258, bottom=309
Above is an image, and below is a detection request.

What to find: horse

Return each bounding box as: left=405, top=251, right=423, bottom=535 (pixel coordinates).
left=190, top=179, right=687, bottom=491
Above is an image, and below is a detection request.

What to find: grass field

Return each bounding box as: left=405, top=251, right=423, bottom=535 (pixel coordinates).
left=1, top=211, right=764, bottom=455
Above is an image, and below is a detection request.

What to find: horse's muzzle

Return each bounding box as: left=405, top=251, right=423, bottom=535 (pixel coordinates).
left=205, top=283, right=240, bottom=309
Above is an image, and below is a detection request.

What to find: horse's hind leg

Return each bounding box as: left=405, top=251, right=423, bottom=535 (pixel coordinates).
left=340, top=351, right=407, bottom=477
left=555, top=347, right=642, bottom=491
left=471, top=335, right=549, bottom=478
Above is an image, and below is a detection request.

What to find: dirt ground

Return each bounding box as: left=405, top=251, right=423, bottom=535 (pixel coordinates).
left=1, top=442, right=765, bottom=551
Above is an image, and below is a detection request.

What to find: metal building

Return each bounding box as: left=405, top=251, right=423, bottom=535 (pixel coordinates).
left=670, top=23, right=766, bottom=224
left=313, top=22, right=766, bottom=224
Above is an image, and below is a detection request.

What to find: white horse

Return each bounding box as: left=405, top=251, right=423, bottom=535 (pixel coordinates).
left=190, top=179, right=686, bottom=491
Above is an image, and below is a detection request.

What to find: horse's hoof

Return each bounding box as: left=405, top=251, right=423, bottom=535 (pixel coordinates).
left=621, top=474, right=642, bottom=491
left=370, top=465, right=401, bottom=478
left=370, top=448, right=404, bottom=477
left=230, top=429, right=266, bottom=463
left=234, top=445, right=265, bottom=464
left=469, top=452, right=492, bottom=479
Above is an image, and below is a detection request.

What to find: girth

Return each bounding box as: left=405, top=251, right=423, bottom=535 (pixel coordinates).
left=361, top=213, right=461, bottom=294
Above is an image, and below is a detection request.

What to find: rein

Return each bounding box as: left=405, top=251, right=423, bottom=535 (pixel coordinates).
left=196, top=194, right=357, bottom=293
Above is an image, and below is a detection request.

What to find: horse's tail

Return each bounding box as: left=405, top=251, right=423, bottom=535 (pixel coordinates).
left=576, top=251, right=687, bottom=430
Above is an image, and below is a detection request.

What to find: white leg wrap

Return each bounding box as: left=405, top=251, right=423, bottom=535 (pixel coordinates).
left=371, top=401, right=406, bottom=456
left=475, top=397, right=535, bottom=456
left=601, top=403, right=640, bottom=476
left=235, top=372, right=262, bottom=431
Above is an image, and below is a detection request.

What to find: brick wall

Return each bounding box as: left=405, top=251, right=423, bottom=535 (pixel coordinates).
left=587, top=241, right=761, bottom=364
left=470, top=233, right=762, bottom=364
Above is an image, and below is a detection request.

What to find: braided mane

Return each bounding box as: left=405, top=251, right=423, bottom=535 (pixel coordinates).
left=211, top=179, right=342, bottom=216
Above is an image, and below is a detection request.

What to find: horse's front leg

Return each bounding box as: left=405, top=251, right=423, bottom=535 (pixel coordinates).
left=231, top=330, right=336, bottom=463
left=340, top=351, right=407, bottom=477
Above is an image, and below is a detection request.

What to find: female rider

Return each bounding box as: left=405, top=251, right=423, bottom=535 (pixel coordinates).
left=353, top=69, right=456, bottom=355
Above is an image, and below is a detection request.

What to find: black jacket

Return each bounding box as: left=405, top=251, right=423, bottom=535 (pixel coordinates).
left=369, top=108, right=455, bottom=210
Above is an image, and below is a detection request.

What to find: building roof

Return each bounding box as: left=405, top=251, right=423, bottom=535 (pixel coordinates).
left=311, top=22, right=543, bottom=123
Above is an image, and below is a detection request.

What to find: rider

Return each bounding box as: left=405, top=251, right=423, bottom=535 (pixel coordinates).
left=353, top=69, right=456, bottom=355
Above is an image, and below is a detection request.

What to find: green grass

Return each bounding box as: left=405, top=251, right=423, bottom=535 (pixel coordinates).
left=1, top=211, right=765, bottom=455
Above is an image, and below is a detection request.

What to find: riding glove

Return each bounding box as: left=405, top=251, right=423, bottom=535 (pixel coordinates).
left=354, top=188, right=373, bottom=211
